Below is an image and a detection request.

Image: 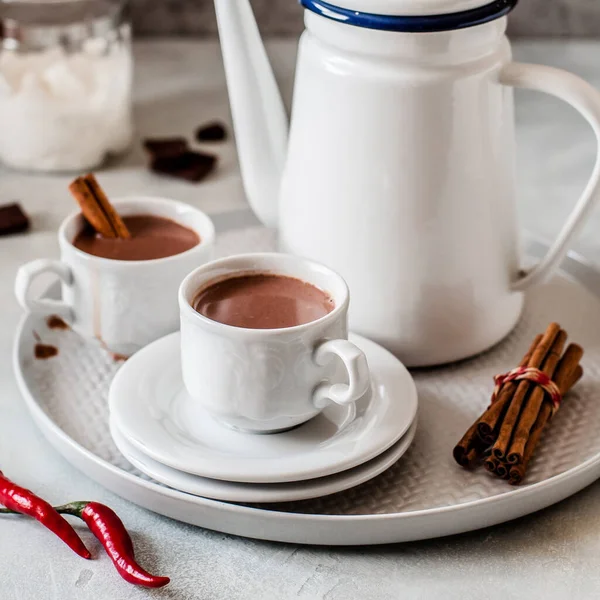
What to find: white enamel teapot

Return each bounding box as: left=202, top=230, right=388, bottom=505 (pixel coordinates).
left=214, top=0, right=600, bottom=366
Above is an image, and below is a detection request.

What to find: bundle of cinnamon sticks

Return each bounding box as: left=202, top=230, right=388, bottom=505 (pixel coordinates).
left=454, top=323, right=583, bottom=485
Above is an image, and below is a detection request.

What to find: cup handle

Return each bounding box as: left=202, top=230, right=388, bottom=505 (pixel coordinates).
left=312, top=339, right=370, bottom=408
left=500, top=62, right=600, bottom=292
left=15, top=259, right=75, bottom=320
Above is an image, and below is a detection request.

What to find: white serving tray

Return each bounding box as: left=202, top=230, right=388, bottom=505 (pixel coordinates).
left=13, top=230, right=600, bottom=546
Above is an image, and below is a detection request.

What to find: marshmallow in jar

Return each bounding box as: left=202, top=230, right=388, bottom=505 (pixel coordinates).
left=0, top=0, right=133, bottom=172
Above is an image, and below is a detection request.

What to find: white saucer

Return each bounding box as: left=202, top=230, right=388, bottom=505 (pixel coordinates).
left=109, top=332, right=418, bottom=484
left=111, top=418, right=417, bottom=503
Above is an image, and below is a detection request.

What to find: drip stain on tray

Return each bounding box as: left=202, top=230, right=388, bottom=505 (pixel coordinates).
left=34, top=343, right=59, bottom=360
left=46, top=315, right=70, bottom=330
left=32, top=330, right=59, bottom=360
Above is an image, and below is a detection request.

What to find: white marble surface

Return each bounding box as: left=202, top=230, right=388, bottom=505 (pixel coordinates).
left=2, top=39, right=600, bottom=599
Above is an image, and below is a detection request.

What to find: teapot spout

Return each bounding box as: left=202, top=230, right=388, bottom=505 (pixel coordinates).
left=214, top=0, right=288, bottom=228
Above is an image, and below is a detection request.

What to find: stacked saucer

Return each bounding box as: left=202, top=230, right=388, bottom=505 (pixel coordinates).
left=109, top=332, right=418, bottom=503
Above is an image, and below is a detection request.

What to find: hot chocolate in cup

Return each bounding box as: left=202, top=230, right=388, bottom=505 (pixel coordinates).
left=179, top=253, right=371, bottom=434
left=15, top=197, right=215, bottom=357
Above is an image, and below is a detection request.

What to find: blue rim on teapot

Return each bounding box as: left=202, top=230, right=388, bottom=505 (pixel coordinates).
left=299, top=0, right=519, bottom=32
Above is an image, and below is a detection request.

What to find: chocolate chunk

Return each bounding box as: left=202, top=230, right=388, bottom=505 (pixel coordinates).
left=0, top=203, right=29, bottom=235
left=195, top=122, right=227, bottom=143
left=151, top=151, right=217, bottom=183
left=143, top=137, right=189, bottom=159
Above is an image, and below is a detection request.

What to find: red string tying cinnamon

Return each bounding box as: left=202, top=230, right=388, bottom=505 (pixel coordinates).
left=492, top=366, right=562, bottom=414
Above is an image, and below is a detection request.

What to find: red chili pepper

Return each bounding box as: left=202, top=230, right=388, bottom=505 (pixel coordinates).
left=0, top=471, right=91, bottom=559
left=58, top=501, right=170, bottom=588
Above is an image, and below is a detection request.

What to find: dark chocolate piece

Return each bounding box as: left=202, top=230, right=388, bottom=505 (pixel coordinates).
left=151, top=151, right=217, bottom=183
left=143, top=137, right=189, bottom=160
left=0, top=203, right=29, bottom=235
left=195, top=122, right=227, bottom=143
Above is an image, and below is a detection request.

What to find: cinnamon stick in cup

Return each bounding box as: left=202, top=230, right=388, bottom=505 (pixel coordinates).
left=69, top=174, right=131, bottom=239
left=491, top=323, right=561, bottom=460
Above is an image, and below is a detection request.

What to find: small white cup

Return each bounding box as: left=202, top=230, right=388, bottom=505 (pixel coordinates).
left=15, top=197, right=215, bottom=356
left=179, top=253, right=371, bottom=434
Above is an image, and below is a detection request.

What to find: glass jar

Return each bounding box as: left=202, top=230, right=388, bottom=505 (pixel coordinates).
left=0, top=0, right=133, bottom=172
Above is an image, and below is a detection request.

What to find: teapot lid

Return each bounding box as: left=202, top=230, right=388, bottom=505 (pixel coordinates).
left=301, top=0, right=517, bottom=31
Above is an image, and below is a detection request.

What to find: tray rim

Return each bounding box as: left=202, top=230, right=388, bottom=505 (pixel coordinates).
left=12, top=239, right=600, bottom=545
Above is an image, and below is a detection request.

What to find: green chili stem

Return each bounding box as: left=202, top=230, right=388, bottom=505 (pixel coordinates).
left=0, top=501, right=89, bottom=517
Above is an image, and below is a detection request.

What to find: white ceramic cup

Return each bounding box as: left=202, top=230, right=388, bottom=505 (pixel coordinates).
left=179, top=253, right=371, bottom=433
left=15, top=197, right=215, bottom=357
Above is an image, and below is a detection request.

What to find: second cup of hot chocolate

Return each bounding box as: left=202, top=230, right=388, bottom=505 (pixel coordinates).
left=179, top=253, right=371, bottom=433
left=16, top=197, right=215, bottom=356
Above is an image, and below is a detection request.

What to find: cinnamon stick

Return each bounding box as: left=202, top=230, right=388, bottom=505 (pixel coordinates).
left=484, top=456, right=499, bottom=474
left=462, top=448, right=481, bottom=470
left=453, top=421, right=485, bottom=469
left=477, top=334, right=542, bottom=444
left=69, top=174, right=130, bottom=239
left=508, top=352, right=583, bottom=485
left=495, top=461, right=509, bottom=479
left=506, top=329, right=567, bottom=464
left=491, top=323, right=561, bottom=460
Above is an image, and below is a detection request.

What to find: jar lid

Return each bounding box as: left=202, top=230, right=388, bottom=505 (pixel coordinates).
left=301, top=0, right=517, bottom=31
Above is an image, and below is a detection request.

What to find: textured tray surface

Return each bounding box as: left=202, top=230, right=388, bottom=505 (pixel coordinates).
left=15, top=229, right=600, bottom=526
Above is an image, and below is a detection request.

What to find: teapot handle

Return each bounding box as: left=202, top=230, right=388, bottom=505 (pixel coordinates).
left=500, top=62, right=600, bottom=292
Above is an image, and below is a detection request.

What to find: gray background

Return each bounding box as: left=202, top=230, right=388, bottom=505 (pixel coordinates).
left=130, top=0, right=600, bottom=37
